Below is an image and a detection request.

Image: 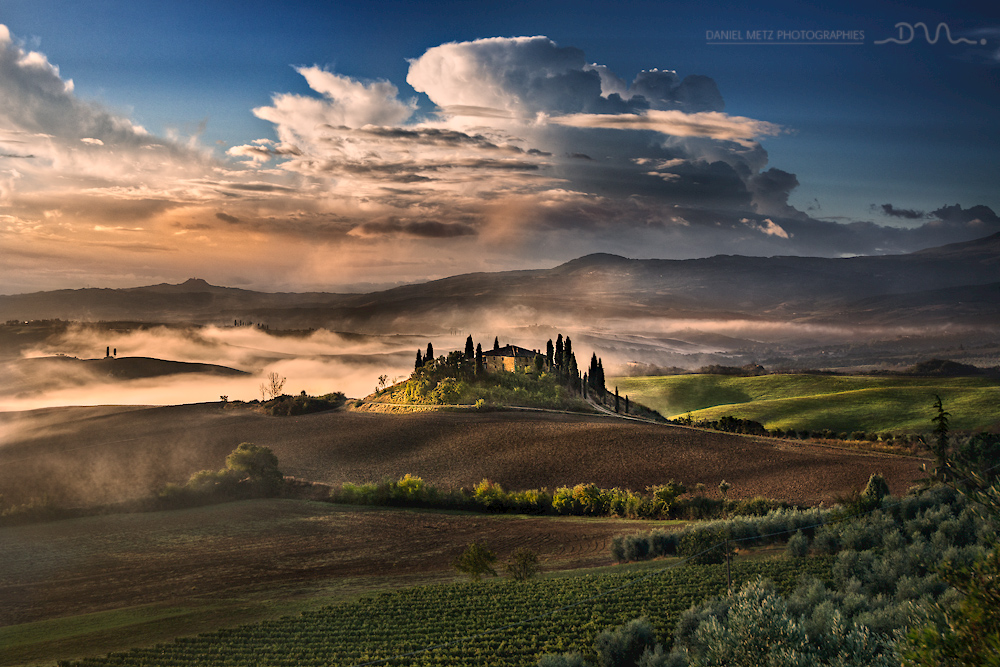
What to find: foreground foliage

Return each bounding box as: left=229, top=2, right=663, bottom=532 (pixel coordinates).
left=593, top=482, right=997, bottom=666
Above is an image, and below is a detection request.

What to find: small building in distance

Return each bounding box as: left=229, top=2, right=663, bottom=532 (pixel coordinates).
left=482, top=344, right=542, bottom=373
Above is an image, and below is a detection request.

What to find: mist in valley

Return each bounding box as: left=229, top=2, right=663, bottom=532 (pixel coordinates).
left=2, top=308, right=997, bottom=415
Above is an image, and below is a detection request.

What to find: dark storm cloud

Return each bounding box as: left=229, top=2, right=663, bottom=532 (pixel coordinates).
left=749, top=168, right=803, bottom=218
left=931, top=203, right=1000, bottom=227
left=349, top=219, right=478, bottom=238
left=876, top=203, right=927, bottom=219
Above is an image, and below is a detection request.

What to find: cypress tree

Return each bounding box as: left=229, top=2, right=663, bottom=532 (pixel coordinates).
left=555, top=335, right=563, bottom=377
left=564, top=337, right=572, bottom=368
left=465, top=335, right=474, bottom=359
left=582, top=372, right=588, bottom=399
left=625, top=395, right=629, bottom=414
left=426, top=342, right=434, bottom=362
left=415, top=349, right=423, bottom=370
left=615, top=386, right=620, bottom=413
left=546, top=339, right=554, bottom=369
left=568, top=353, right=578, bottom=391
left=931, top=394, right=951, bottom=481
left=597, top=358, right=606, bottom=395
left=475, top=343, right=483, bottom=375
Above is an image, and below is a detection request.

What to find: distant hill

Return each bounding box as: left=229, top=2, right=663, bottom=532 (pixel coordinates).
left=5, top=356, right=248, bottom=396
left=613, top=373, right=1000, bottom=434
left=1, top=231, right=998, bottom=330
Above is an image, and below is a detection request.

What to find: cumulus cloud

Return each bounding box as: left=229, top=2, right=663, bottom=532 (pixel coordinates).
left=549, top=109, right=782, bottom=140
left=741, top=216, right=791, bottom=239
left=251, top=66, right=416, bottom=147
left=2, top=26, right=997, bottom=294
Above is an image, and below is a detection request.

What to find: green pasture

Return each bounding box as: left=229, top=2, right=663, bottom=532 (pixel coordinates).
left=611, top=374, right=1000, bottom=434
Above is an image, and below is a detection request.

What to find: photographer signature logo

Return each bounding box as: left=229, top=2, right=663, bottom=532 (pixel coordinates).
left=875, top=22, right=985, bottom=45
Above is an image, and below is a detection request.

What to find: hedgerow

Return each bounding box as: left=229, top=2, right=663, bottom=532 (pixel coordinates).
left=328, top=475, right=791, bottom=520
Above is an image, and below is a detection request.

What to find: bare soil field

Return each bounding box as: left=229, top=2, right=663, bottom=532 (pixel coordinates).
left=0, top=404, right=924, bottom=509
left=0, top=498, right=672, bottom=665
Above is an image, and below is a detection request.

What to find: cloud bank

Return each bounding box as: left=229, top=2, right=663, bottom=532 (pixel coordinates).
left=1, top=28, right=998, bottom=293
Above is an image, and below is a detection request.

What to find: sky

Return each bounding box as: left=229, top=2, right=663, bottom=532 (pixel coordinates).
left=1, top=0, right=998, bottom=294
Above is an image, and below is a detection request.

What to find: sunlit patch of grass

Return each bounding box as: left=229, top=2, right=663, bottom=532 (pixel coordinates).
left=613, top=374, right=1000, bottom=433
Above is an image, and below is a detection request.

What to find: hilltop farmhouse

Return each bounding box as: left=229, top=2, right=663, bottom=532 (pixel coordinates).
left=482, top=344, right=543, bottom=373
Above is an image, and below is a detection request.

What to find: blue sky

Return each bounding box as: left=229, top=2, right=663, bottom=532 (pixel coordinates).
left=1, top=0, right=998, bottom=291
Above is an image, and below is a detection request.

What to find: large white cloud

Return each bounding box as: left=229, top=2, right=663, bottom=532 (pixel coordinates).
left=3, top=27, right=996, bottom=294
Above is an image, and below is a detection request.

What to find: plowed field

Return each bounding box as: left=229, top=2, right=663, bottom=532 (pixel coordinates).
left=0, top=404, right=924, bottom=508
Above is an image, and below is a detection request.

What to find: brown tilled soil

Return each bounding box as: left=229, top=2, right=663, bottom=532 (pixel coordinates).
left=0, top=499, right=660, bottom=628
left=0, top=403, right=925, bottom=509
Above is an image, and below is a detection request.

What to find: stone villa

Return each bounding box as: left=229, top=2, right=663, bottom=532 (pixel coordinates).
left=482, top=344, right=543, bottom=373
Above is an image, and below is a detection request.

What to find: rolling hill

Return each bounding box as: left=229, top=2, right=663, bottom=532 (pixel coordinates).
left=0, top=403, right=924, bottom=512
left=612, top=373, right=1000, bottom=434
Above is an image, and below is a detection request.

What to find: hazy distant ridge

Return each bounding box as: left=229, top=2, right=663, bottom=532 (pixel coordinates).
left=2, top=232, right=998, bottom=329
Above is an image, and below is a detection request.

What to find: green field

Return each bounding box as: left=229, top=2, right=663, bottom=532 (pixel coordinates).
left=611, top=374, right=1000, bottom=434
left=52, top=557, right=831, bottom=667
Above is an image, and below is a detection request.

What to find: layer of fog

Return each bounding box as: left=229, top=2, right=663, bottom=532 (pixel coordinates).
left=1, top=325, right=449, bottom=412
left=0, top=315, right=984, bottom=413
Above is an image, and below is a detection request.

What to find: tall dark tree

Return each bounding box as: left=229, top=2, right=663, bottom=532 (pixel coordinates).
left=582, top=372, right=588, bottom=399
left=564, top=337, right=573, bottom=369
left=597, top=358, right=606, bottom=395
left=475, top=343, right=483, bottom=375
left=932, top=394, right=952, bottom=481
left=465, top=335, right=474, bottom=359
left=415, top=349, right=423, bottom=370
left=625, top=395, right=629, bottom=414
left=426, top=342, right=434, bottom=362
left=568, top=353, right=579, bottom=391
left=589, top=353, right=599, bottom=391
left=555, top=335, right=564, bottom=377
left=546, top=339, right=554, bottom=369
left=615, top=386, right=620, bottom=413
left=493, top=337, right=500, bottom=351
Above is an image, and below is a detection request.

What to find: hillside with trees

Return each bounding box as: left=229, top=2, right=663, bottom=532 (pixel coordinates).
left=369, top=334, right=605, bottom=412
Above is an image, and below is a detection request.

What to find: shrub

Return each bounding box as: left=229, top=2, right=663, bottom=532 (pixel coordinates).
left=593, top=618, right=657, bottom=667
left=163, top=442, right=284, bottom=504
left=264, top=392, right=346, bottom=416
left=678, top=578, right=899, bottom=666
left=679, top=527, right=733, bottom=565
left=504, top=548, right=541, bottom=581
left=786, top=530, right=809, bottom=558
left=453, top=542, right=497, bottom=581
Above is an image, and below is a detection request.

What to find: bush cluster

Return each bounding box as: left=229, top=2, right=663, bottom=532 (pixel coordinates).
left=262, top=391, right=346, bottom=416
left=585, top=483, right=997, bottom=667
left=329, top=475, right=789, bottom=520
left=159, top=443, right=285, bottom=506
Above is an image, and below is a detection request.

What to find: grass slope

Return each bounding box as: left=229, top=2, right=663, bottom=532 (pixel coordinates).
left=612, top=374, right=1000, bottom=434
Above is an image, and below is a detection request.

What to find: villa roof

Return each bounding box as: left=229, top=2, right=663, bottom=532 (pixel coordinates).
left=482, top=344, right=538, bottom=358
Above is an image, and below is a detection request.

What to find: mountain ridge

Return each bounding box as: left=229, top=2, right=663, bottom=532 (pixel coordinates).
left=2, top=232, right=998, bottom=329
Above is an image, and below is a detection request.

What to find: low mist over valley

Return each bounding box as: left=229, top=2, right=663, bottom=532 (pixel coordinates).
left=1, top=232, right=998, bottom=410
